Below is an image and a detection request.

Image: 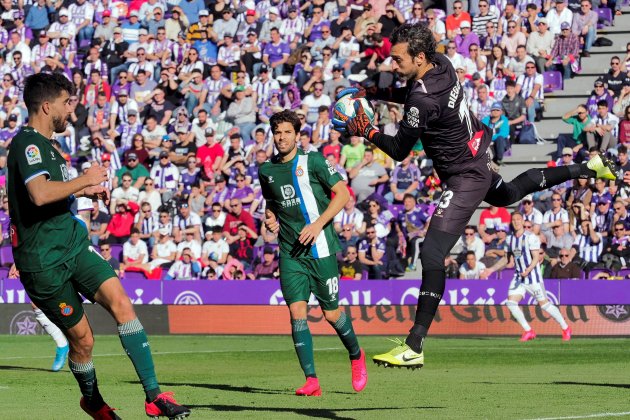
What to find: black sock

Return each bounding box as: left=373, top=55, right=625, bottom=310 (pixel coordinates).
left=146, top=388, right=161, bottom=403
left=406, top=269, right=446, bottom=353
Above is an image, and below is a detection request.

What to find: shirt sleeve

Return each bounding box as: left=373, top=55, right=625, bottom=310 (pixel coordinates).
left=311, top=152, right=343, bottom=191
left=14, top=136, right=51, bottom=185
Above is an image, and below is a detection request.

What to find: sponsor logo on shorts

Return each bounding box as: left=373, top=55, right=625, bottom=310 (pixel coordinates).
left=25, top=145, right=42, bottom=165
left=59, top=302, right=74, bottom=316
left=295, top=166, right=304, bottom=177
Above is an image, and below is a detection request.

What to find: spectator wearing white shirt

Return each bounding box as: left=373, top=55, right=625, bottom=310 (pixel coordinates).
left=123, top=228, right=149, bottom=268
left=173, top=202, right=202, bottom=243
left=165, top=248, right=201, bottom=280
left=516, top=61, right=543, bottom=122
left=151, top=150, right=180, bottom=203
left=68, top=0, right=94, bottom=44
left=546, top=1, right=573, bottom=36
left=459, top=251, right=487, bottom=279
left=334, top=195, right=366, bottom=237
left=176, top=231, right=202, bottom=260
left=201, top=227, right=230, bottom=277
left=445, top=40, right=466, bottom=70
left=520, top=194, right=544, bottom=235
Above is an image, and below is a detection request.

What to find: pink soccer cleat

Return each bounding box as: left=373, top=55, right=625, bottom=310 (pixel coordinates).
left=351, top=349, right=368, bottom=392
left=562, top=326, right=572, bottom=341
left=80, top=397, right=121, bottom=420
left=519, top=330, right=537, bottom=342
left=145, top=391, right=191, bottom=419
left=295, top=377, right=322, bottom=396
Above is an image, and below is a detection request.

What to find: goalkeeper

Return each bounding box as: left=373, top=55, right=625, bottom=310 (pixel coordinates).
left=333, top=22, right=615, bottom=369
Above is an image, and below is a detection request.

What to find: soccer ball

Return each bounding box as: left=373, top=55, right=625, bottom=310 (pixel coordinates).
left=334, top=94, right=376, bottom=123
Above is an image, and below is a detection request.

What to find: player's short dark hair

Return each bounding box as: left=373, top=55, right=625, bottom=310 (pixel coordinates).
left=270, top=110, right=301, bottom=135
left=391, top=23, right=436, bottom=61
left=23, top=73, right=73, bottom=115
left=596, top=99, right=608, bottom=108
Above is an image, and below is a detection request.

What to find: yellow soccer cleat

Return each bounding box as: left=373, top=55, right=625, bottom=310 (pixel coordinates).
left=587, top=155, right=617, bottom=180
left=372, top=338, right=424, bottom=370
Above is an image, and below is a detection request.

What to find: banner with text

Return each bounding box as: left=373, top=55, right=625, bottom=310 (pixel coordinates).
left=168, top=305, right=630, bottom=336
left=2, top=278, right=630, bottom=305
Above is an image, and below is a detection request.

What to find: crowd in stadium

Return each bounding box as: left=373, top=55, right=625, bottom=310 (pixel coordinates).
left=0, top=0, right=629, bottom=280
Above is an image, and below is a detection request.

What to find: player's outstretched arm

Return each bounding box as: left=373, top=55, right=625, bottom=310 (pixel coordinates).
left=480, top=255, right=508, bottom=279
left=26, top=164, right=109, bottom=207
left=298, top=181, right=350, bottom=246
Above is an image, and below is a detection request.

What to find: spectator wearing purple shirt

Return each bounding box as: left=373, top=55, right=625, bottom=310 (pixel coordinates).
left=0, top=198, right=9, bottom=245
left=586, top=80, right=615, bottom=118
left=0, top=115, right=19, bottom=154
left=455, top=21, right=480, bottom=58
left=386, top=156, right=421, bottom=203
left=305, top=6, right=330, bottom=43
left=262, top=28, right=290, bottom=77
left=358, top=227, right=387, bottom=279
left=228, top=174, right=254, bottom=211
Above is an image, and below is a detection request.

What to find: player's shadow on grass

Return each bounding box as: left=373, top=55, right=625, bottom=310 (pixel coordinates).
left=0, top=365, right=56, bottom=373
left=553, top=381, right=630, bottom=389
left=156, top=381, right=356, bottom=395
left=186, top=404, right=443, bottom=419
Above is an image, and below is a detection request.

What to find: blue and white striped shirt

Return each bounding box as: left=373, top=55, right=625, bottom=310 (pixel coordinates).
left=507, top=231, right=543, bottom=284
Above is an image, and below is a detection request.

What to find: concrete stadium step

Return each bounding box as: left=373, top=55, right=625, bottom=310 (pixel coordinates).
left=504, top=143, right=556, bottom=163
left=534, top=119, right=571, bottom=141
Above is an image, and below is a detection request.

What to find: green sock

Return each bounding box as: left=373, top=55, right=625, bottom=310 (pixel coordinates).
left=329, top=312, right=361, bottom=360
left=291, top=319, right=316, bottom=377
left=69, top=358, right=105, bottom=411
left=118, top=318, right=161, bottom=402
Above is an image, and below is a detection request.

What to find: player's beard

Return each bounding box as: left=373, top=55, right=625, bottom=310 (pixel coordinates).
left=52, top=114, right=67, bottom=133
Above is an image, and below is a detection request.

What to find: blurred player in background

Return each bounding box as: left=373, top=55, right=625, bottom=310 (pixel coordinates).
left=333, top=23, right=613, bottom=369
left=8, top=73, right=190, bottom=419
left=482, top=212, right=572, bottom=341
left=260, top=110, right=367, bottom=396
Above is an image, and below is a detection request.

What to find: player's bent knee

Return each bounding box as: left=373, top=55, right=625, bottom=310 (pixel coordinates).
left=323, top=308, right=341, bottom=323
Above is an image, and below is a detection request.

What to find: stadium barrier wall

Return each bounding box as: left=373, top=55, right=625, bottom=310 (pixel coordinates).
left=2, top=303, right=629, bottom=337
left=2, top=278, right=630, bottom=305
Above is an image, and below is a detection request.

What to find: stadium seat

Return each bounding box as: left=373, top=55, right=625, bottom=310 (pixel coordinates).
left=123, top=271, right=147, bottom=281
left=0, top=246, right=14, bottom=267
left=109, top=244, right=123, bottom=261
left=616, top=268, right=630, bottom=279
left=543, top=71, right=563, bottom=93
left=588, top=268, right=613, bottom=279
left=499, top=268, right=515, bottom=281
left=596, top=8, right=613, bottom=27
left=361, top=270, right=368, bottom=280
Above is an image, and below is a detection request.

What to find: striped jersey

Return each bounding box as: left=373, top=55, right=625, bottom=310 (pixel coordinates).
left=506, top=230, right=543, bottom=284
left=259, top=149, right=343, bottom=259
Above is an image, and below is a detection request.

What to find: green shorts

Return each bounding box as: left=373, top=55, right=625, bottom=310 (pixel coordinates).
left=20, top=242, right=117, bottom=330
left=279, top=254, right=340, bottom=310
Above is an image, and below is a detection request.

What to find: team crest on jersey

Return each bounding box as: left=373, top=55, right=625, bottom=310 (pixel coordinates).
left=50, top=151, right=56, bottom=160
left=25, top=145, right=42, bottom=165
left=59, top=302, right=74, bottom=317
left=295, top=166, right=304, bottom=177
left=513, top=249, right=522, bottom=258
left=268, top=175, right=274, bottom=184
left=407, top=107, right=420, bottom=128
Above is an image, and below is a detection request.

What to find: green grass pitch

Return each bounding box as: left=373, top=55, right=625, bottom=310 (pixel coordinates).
left=1, top=335, right=629, bottom=419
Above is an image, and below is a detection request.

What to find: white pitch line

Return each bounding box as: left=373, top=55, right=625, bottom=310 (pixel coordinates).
left=523, top=411, right=630, bottom=420
left=0, top=347, right=342, bottom=361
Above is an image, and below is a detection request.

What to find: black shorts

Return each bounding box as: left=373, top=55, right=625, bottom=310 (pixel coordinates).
left=429, top=149, right=499, bottom=236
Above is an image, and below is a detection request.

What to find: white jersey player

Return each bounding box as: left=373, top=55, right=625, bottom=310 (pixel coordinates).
left=482, top=211, right=572, bottom=342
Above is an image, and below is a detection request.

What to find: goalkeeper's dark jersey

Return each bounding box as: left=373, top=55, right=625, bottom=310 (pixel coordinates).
left=369, top=53, right=492, bottom=179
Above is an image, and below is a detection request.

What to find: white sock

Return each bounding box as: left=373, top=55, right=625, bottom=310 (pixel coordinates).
left=506, top=301, right=531, bottom=331
left=542, top=302, right=569, bottom=330
left=34, top=308, right=68, bottom=348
